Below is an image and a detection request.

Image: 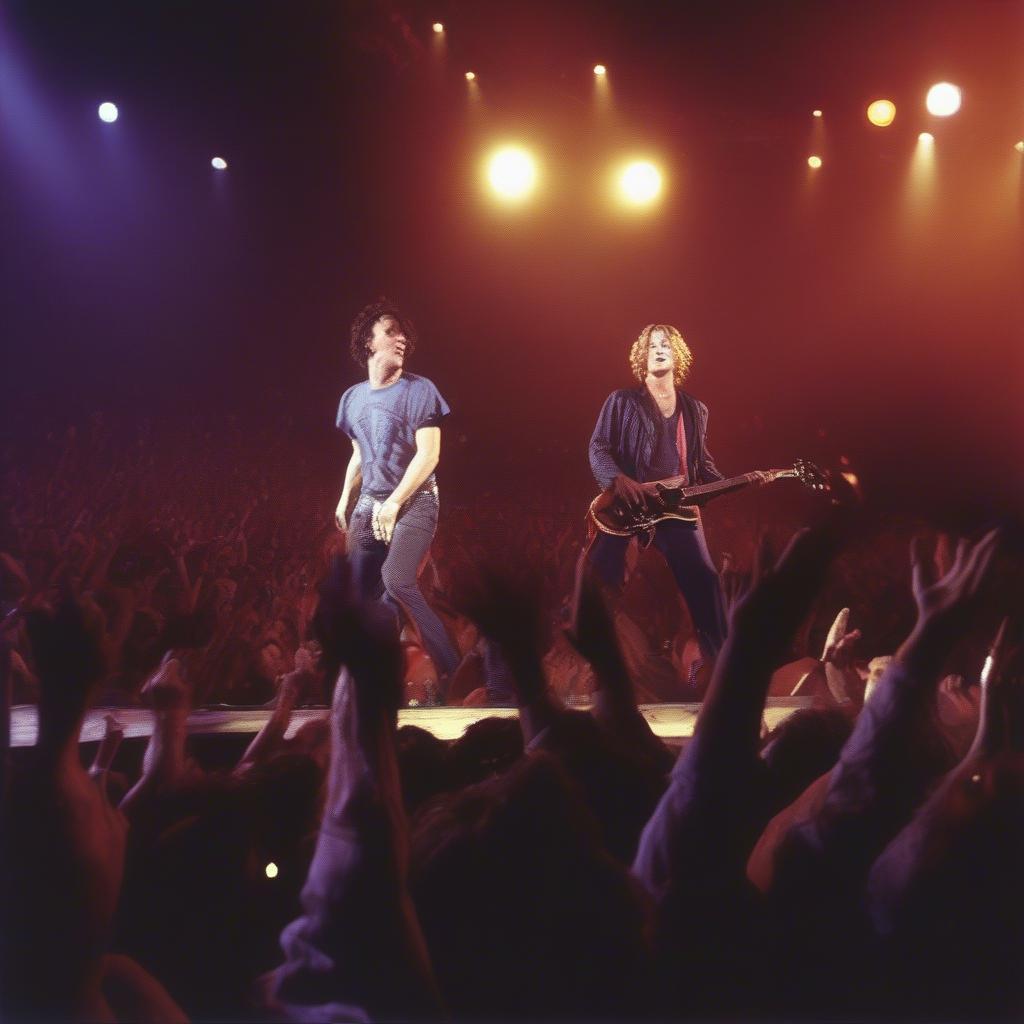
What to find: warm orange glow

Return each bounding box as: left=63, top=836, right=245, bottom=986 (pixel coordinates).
left=807, top=155, right=822, bottom=169
left=465, top=71, right=476, bottom=81
left=486, top=146, right=538, bottom=200
left=432, top=21, right=444, bottom=33
left=866, top=99, right=896, bottom=127
left=593, top=64, right=606, bottom=76
left=619, top=160, right=662, bottom=204
left=926, top=82, right=961, bottom=116
left=918, top=132, right=934, bottom=144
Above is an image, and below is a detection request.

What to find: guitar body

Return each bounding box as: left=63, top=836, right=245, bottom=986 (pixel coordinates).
left=588, top=460, right=828, bottom=538
left=589, top=488, right=700, bottom=537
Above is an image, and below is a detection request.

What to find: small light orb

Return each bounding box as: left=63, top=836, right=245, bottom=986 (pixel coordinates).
left=1015, top=141, right=1024, bottom=153
left=918, top=132, right=934, bottom=144
left=812, top=109, right=823, bottom=118
left=432, top=22, right=444, bottom=33
left=593, top=64, right=607, bottom=76
left=211, top=156, right=228, bottom=170
left=807, top=155, right=822, bottom=169
left=926, top=82, right=961, bottom=117
left=265, top=862, right=279, bottom=879
left=98, top=102, right=119, bottom=123
left=465, top=71, right=476, bottom=81
left=866, top=99, right=896, bottom=127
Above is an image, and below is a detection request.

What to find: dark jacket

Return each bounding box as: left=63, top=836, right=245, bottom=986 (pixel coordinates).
left=588, top=386, right=723, bottom=490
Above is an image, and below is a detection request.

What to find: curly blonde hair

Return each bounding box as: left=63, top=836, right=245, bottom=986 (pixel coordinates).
left=628, top=324, right=693, bottom=386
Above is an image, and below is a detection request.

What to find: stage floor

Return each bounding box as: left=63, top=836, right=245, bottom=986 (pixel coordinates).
left=8, top=698, right=812, bottom=747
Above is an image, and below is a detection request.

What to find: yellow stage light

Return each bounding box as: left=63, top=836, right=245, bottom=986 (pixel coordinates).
left=619, top=161, right=662, bottom=204
left=487, top=146, right=537, bottom=200
left=1015, top=141, right=1024, bottom=153
left=594, top=64, right=606, bottom=76
left=866, top=99, right=896, bottom=127
left=807, top=155, right=822, bottom=169
left=918, top=132, right=934, bottom=144
left=432, top=21, right=444, bottom=33
left=926, top=82, right=961, bottom=117
left=465, top=71, right=476, bottom=81
left=812, top=109, right=823, bottom=118
left=265, top=862, right=279, bottom=879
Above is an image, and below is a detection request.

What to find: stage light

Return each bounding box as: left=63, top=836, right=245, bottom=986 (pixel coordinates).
left=98, top=102, right=118, bottom=123
left=866, top=99, right=896, bottom=127
left=807, top=155, right=822, bottom=169
left=918, top=132, right=934, bottom=144
left=594, top=64, right=606, bottom=76
left=465, top=71, right=476, bottom=81
left=1015, top=141, right=1024, bottom=153
left=487, top=146, right=537, bottom=200
left=432, top=21, right=444, bottom=33
left=812, top=109, right=823, bottom=118
left=619, top=160, right=662, bottom=204
left=265, top=862, right=279, bottom=879
left=211, top=156, right=227, bottom=170
left=926, top=82, right=961, bottom=116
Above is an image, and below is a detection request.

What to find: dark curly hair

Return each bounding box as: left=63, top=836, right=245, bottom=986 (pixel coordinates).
left=348, top=298, right=418, bottom=367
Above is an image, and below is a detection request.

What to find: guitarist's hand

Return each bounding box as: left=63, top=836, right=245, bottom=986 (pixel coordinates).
left=612, top=474, right=663, bottom=513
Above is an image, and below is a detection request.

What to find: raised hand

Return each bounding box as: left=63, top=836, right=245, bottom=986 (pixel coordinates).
left=455, top=564, right=548, bottom=706
left=88, top=713, right=125, bottom=795
left=25, top=594, right=106, bottom=754
left=897, top=529, right=1002, bottom=678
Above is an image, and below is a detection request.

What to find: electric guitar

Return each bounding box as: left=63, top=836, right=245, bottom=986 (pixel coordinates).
left=588, top=459, right=829, bottom=537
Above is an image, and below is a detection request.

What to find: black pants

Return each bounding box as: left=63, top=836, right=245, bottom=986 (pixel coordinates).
left=347, top=489, right=460, bottom=680
left=584, top=519, right=727, bottom=660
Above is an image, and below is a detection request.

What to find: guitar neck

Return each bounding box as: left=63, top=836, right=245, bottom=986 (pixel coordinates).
left=659, top=468, right=792, bottom=503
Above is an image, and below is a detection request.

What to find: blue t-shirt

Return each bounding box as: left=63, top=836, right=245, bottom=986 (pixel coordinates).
left=335, top=373, right=450, bottom=498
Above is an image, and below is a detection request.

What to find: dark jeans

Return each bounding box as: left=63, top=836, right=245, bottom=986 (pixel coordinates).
left=584, top=519, right=727, bottom=661
left=348, top=489, right=460, bottom=681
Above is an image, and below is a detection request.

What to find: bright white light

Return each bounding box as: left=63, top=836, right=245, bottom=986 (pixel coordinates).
left=1015, top=141, right=1024, bottom=153
left=487, top=146, right=537, bottom=200
left=619, top=161, right=662, bottom=204
left=98, top=102, right=118, bottom=123
left=432, top=22, right=444, bottom=33
left=918, top=132, right=934, bottom=144
left=812, top=109, right=823, bottom=118
left=807, top=155, right=822, bottom=169
left=926, top=82, right=961, bottom=117
left=265, top=862, right=279, bottom=879
left=465, top=71, right=476, bottom=81
left=593, top=64, right=607, bottom=76
left=211, top=156, right=228, bottom=170
left=866, top=99, right=896, bottom=127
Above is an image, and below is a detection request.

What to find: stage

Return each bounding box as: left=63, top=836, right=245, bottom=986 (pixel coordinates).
left=7, top=698, right=812, bottom=748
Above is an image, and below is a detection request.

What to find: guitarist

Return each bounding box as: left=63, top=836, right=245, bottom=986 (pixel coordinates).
left=333, top=299, right=460, bottom=700
left=584, top=323, right=728, bottom=678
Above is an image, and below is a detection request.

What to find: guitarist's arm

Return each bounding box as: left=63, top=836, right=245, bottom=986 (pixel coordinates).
left=588, top=392, right=627, bottom=491
left=589, top=393, right=659, bottom=511
left=334, top=440, right=362, bottom=533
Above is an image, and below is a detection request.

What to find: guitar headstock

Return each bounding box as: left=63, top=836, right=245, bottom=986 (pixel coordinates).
left=792, top=458, right=830, bottom=493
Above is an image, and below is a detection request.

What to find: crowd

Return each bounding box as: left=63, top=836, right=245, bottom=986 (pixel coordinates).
left=2, top=414, right=1023, bottom=1021
left=2, top=413, right=930, bottom=708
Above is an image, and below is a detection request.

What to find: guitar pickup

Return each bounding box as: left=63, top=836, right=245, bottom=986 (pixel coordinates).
left=655, top=483, right=683, bottom=508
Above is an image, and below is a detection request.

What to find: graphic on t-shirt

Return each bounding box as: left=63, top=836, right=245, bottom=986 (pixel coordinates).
left=355, top=403, right=407, bottom=480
